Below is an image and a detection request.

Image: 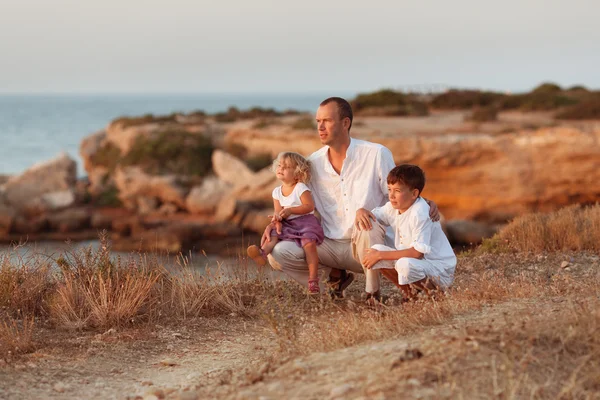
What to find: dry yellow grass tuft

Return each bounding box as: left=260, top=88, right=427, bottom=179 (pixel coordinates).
left=486, top=203, right=600, bottom=253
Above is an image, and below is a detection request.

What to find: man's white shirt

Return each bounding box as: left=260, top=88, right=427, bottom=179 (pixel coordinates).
left=308, top=138, right=396, bottom=240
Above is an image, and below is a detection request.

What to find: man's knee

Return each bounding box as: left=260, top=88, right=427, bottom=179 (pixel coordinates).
left=271, top=242, right=304, bottom=264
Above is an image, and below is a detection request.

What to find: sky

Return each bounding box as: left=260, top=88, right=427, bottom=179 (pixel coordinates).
left=1, top=0, right=598, bottom=94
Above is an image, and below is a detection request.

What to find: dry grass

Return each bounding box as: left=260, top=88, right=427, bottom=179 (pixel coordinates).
left=486, top=204, right=600, bottom=253
left=0, top=316, right=36, bottom=357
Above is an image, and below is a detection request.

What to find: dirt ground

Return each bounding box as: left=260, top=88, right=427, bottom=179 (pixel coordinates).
left=1, top=252, right=598, bottom=400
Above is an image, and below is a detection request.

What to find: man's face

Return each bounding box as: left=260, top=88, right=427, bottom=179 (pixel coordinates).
left=387, top=182, right=419, bottom=213
left=315, top=102, right=348, bottom=146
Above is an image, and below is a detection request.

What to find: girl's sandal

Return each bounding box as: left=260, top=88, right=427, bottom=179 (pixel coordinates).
left=247, top=245, right=267, bottom=266
left=308, top=279, right=320, bottom=295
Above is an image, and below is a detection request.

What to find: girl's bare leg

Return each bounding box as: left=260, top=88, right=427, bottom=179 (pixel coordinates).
left=261, top=236, right=279, bottom=256
left=303, top=241, right=319, bottom=281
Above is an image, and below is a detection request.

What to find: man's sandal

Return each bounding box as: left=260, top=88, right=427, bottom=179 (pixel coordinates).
left=327, top=270, right=355, bottom=299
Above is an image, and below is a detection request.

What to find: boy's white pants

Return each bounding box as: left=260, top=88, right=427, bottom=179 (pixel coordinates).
left=367, top=244, right=455, bottom=289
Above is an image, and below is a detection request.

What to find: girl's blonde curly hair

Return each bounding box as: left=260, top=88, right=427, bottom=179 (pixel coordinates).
left=272, top=152, right=312, bottom=184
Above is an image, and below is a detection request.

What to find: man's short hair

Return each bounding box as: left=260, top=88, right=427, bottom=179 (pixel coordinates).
left=387, top=164, right=426, bottom=196
left=320, top=97, right=353, bottom=132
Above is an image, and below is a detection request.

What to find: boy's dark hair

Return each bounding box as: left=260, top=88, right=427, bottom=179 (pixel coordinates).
left=387, top=164, right=426, bottom=196
left=320, top=97, right=353, bottom=132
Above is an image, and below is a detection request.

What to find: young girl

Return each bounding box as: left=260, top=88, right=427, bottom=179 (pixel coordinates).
left=247, top=152, right=325, bottom=294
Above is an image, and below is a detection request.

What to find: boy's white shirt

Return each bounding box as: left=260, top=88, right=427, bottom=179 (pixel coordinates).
left=272, top=182, right=313, bottom=220
left=370, top=197, right=456, bottom=268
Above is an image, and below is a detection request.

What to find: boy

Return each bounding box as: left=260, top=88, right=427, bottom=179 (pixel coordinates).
left=356, top=164, right=456, bottom=302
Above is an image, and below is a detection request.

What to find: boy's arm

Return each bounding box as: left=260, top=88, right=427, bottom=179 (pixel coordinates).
left=362, top=247, right=423, bottom=269
left=280, top=191, right=315, bottom=219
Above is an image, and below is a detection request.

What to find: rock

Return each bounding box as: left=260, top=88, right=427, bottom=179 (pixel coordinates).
left=177, top=391, right=199, bottom=400
left=137, top=196, right=159, bottom=215
left=330, top=384, right=353, bottom=398
left=46, top=208, right=91, bottom=233
left=40, top=189, right=76, bottom=211
left=53, top=382, right=67, bottom=393
left=185, top=177, right=230, bottom=214
left=90, top=211, right=115, bottom=230
left=212, top=150, right=255, bottom=186
left=114, top=166, right=189, bottom=210
left=241, top=209, right=272, bottom=234
left=144, top=388, right=165, bottom=399
left=227, top=125, right=600, bottom=222
left=560, top=261, right=570, bottom=269
left=12, top=215, right=47, bottom=234
left=158, top=203, right=178, bottom=215
left=3, top=153, right=77, bottom=212
left=0, top=202, right=16, bottom=235
left=160, top=359, right=177, bottom=366
left=445, top=219, right=498, bottom=245
left=80, top=130, right=107, bottom=172
left=106, top=120, right=159, bottom=155
left=214, top=195, right=237, bottom=222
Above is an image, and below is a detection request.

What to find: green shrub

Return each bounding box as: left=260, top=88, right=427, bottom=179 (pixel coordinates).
left=430, top=90, right=505, bottom=109
left=90, top=142, right=122, bottom=173
left=555, top=95, right=600, bottom=120
left=465, top=106, right=498, bottom=122
left=501, top=93, right=577, bottom=111
left=95, top=185, right=122, bottom=207
left=531, top=82, right=562, bottom=94
left=352, top=89, right=429, bottom=116
left=290, top=117, right=316, bottom=130
left=252, top=118, right=280, bottom=129
left=121, top=130, right=214, bottom=176
left=245, top=153, right=274, bottom=172
left=111, top=113, right=178, bottom=129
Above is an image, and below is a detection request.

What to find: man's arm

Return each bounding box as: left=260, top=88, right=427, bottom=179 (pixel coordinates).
left=422, top=198, right=440, bottom=222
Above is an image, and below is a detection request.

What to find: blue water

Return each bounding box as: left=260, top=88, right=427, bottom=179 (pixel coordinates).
left=0, top=93, right=352, bottom=176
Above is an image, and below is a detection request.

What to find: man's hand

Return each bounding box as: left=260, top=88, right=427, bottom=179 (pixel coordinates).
left=261, top=221, right=282, bottom=247
left=424, top=199, right=440, bottom=222
left=362, top=248, right=382, bottom=269
left=355, top=208, right=376, bottom=231
left=279, top=208, right=292, bottom=220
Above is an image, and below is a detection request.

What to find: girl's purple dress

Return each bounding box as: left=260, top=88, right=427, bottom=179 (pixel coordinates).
left=271, top=214, right=324, bottom=248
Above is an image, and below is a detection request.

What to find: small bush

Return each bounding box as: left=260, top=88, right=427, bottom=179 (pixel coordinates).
left=89, top=142, right=122, bottom=173
left=245, top=153, right=274, bottom=172
left=465, top=106, right=498, bottom=122
left=121, top=130, right=214, bottom=176
left=555, top=94, right=600, bottom=120
left=290, top=117, right=316, bottom=130
left=352, top=89, right=429, bottom=116
left=95, top=185, right=122, bottom=207
left=252, top=118, right=280, bottom=129
left=493, top=204, right=600, bottom=253
left=501, top=92, right=577, bottom=111
left=430, top=90, right=505, bottom=109
left=531, top=82, right=562, bottom=94
left=111, top=113, right=178, bottom=129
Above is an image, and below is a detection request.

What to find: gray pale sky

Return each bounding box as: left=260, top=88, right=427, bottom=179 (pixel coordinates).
left=1, top=0, right=598, bottom=93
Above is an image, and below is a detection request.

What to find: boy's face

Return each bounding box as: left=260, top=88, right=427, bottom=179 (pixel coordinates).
left=387, top=182, right=419, bottom=213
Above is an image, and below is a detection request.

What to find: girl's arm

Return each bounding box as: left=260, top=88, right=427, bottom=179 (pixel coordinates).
left=279, top=191, right=315, bottom=219
left=272, top=199, right=283, bottom=222
left=362, top=247, right=424, bottom=269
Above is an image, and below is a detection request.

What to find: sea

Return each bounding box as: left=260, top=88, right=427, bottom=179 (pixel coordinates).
left=0, top=92, right=354, bottom=176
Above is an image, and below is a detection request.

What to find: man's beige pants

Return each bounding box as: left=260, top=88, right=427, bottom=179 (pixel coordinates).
left=268, top=222, right=386, bottom=293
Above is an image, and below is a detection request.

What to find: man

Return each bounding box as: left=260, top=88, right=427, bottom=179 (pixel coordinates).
left=262, top=97, right=438, bottom=297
